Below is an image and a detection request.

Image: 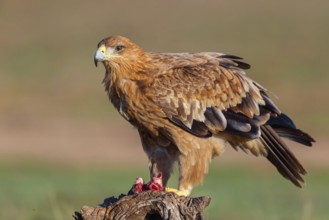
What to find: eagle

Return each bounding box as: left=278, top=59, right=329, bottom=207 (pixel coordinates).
left=94, top=36, right=314, bottom=195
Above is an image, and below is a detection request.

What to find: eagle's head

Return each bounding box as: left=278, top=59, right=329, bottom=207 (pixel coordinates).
left=94, top=36, right=146, bottom=72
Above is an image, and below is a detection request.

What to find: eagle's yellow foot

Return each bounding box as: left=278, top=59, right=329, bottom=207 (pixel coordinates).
left=165, top=187, right=189, bottom=196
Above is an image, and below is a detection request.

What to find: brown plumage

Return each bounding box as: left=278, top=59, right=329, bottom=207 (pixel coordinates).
left=94, top=36, right=315, bottom=194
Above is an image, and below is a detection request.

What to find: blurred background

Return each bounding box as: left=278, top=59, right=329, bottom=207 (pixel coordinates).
left=0, top=0, right=328, bottom=219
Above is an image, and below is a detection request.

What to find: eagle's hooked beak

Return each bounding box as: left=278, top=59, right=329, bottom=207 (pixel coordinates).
left=94, top=45, right=106, bottom=67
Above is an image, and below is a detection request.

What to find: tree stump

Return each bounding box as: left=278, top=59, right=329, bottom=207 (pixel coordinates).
left=73, top=191, right=211, bottom=220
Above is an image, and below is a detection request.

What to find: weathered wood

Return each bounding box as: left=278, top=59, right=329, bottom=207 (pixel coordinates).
left=73, top=191, right=211, bottom=220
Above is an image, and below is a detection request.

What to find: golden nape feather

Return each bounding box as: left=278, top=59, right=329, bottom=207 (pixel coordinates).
left=94, top=35, right=315, bottom=195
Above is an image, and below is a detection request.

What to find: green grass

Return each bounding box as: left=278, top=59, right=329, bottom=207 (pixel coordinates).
left=1, top=162, right=328, bottom=220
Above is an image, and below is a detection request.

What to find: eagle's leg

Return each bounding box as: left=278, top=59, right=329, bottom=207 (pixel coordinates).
left=177, top=149, right=213, bottom=196
left=148, top=148, right=176, bottom=189
left=138, top=129, right=179, bottom=193
left=148, top=148, right=190, bottom=196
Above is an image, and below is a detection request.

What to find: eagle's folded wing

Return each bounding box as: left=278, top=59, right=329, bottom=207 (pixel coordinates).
left=145, top=53, right=277, bottom=139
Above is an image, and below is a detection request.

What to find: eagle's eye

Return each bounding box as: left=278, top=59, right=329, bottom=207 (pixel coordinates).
left=115, top=45, right=125, bottom=52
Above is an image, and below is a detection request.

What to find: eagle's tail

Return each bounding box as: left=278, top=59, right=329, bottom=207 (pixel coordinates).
left=260, top=113, right=315, bottom=187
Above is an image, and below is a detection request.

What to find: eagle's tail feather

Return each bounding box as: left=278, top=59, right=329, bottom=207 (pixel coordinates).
left=261, top=125, right=305, bottom=187
left=274, top=127, right=314, bottom=146
left=260, top=113, right=314, bottom=187
left=267, top=113, right=315, bottom=146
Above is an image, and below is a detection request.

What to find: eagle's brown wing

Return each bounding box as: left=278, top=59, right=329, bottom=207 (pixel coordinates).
left=147, top=52, right=274, bottom=138
left=144, top=52, right=314, bottom=187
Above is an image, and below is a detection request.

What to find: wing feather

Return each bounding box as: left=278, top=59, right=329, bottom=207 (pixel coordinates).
left=146, top=52, right=266, bottom=138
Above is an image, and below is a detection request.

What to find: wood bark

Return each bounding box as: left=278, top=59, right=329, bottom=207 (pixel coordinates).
left=73, top=191, right=211, bottom=220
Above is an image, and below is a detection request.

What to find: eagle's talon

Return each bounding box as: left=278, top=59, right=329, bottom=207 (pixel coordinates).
left=165, top=187, right=189, bottom=196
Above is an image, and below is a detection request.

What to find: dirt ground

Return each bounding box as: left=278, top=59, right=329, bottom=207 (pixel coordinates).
left=0, top=118, right=326, bottom=168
